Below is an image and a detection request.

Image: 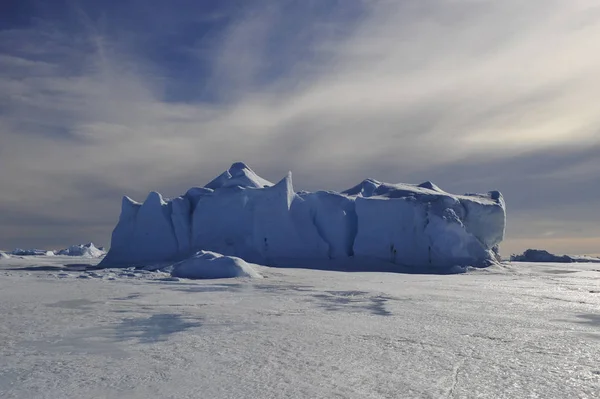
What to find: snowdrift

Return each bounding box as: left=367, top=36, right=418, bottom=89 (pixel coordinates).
left=0, top=251, right=10, bottom=259
left=171, top=251, right=262, bottom=279
left=511, top=249, right=600, bottom=263
left=101, top=162, right=506, bottom=270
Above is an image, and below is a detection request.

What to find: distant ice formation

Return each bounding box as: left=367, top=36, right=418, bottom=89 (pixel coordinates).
left=101, top=162, right=506, bottom=270
left=11, top=249, right=54, bottom=256
left=8, top=243, right=106, bottom=258
left=0, top=251, right=10, bottom=259
left=510, top=249, right=600, bottom=263
left=56, top=243, right=106, bottom=258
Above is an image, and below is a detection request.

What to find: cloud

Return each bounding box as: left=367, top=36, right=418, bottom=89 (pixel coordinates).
left=1, top=0, right=599, bottom=253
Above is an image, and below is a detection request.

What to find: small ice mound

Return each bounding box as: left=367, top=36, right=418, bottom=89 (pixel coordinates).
left=171, top=251, right=262, bottom=279
left=0, top=251, right=10, bottom=259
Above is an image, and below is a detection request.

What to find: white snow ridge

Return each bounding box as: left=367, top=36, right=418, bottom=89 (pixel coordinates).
left=101, top=162, right=506, bottom=271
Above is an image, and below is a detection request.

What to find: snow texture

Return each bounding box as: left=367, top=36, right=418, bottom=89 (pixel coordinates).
left=511, top=249, right=600, bottom=263
left=171, top=251, right=262, bottom=279
left=56, top=243, right=106, bottom=258
left=101, top=162, right=506, bottom=270
left=1, top=255, right=599, bottom=399
left=0, top=251, right=10, bottom=259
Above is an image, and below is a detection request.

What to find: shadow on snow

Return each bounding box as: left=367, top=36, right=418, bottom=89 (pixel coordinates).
left=114, top=314, right=202, bottom=343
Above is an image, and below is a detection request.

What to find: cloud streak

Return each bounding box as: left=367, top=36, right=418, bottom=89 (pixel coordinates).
left=1, top=0, right=599, bottom=254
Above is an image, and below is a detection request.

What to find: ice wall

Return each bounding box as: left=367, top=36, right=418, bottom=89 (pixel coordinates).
left=349, top=181, right=504, bottom=267
left=101, top=162, right=506, bottom=270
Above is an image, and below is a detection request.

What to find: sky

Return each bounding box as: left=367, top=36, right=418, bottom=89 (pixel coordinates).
left=1, top=0, right=599, bottom=256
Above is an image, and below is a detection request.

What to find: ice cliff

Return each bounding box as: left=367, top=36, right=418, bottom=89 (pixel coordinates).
left=101, top=162, right=506, bottom=270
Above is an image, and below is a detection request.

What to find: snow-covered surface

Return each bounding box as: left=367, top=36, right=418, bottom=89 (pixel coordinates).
left=171, top=251, right=262, bottom=279
left=56, top=243, right=106, bottom=258
left=0, top=255, right=599, bottom=398
left=102, top=162, right=506, bottom=270
left=0, top=251, right=10, bottom=259
left=511, top=249, right=600, bottom=263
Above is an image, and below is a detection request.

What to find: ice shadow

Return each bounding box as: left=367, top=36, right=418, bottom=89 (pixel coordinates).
left=111, top=293, right=143, bottom=301
left=251, top=283, right=316, bottom=293
left=541, top=269, right=578, bottom=275
left=160, top=283, right=244, bottom=294
left=114, top=313, right=202, bottom=343
left=309, top=290, right=394, bottom=316
left=81, top=255, right=476, bottom=276
left=576, top=314, right=600, bottom=327
left=24, top=313, right=201, bottom=358
left=9, top=265, right=64, bottom=271
left=47, top=299, right=100, bottom=311
left=7, top=263, right=104, bottom=272
left=265, top=256, right=472, bottom=275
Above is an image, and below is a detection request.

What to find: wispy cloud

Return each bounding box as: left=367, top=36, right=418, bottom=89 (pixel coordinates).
left=1, top=0, right=599, bottom=253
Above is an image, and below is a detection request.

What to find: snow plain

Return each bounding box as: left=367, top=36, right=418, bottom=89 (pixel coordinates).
left=1, top=255, right=599, bottom=398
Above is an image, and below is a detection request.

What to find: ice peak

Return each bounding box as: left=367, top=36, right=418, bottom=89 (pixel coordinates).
left=417, top=181, right=443, bottom=192
left=144, top=191, right=167, bottom=206
left=205, top=161, right=274, bottom=189
left=229, top=162, right=251, bottom=173
left=122, top=195, right=140, bottom=207
left=342, top=179, right=381, bottom=197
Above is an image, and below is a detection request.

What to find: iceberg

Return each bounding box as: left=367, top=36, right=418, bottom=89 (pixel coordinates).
left=510, top=249, right=600, bottom=263
left=101, top=162, right=506, bottom=271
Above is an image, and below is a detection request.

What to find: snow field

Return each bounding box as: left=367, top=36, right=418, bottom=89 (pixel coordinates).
left=0, top=256, right=599, bottom=398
